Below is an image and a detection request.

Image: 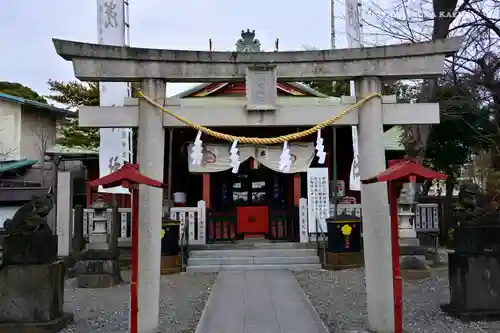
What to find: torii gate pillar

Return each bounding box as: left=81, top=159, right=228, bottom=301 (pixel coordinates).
left=357, top=78, right=394, bottom=331
left=136, top=79, right=166, bottom=332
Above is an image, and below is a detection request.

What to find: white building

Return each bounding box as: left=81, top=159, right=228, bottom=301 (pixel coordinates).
left=0, top=92, right=68, bottom=227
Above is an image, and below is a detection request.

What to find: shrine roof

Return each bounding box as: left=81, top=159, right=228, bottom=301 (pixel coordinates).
left=172, top=82, right=330, bottom=99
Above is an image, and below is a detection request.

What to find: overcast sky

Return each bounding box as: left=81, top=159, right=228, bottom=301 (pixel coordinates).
left=0, top=0, right=362, bottom=99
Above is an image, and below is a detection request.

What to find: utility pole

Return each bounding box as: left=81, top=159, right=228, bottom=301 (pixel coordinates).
left=331, top=0, right=338, bottom=219
left=330, top=0, right=336, bottom=49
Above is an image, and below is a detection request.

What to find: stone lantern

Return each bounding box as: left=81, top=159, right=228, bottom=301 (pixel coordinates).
left=88, top=196, right=111, bottom=251
left=398, top=183, right=418, bottom=241
left=74, top=195, right=121, bottom=288
left=397, top=182, right=428, bottom=274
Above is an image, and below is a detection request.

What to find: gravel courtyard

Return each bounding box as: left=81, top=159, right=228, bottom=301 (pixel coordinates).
left=59, top=268, right=500, bottom=333
left=294, top=268, right=500, bottom=333
left=61, top=272, right=216, bottom=333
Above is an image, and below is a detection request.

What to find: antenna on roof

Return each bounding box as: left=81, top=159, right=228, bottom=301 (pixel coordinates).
left=275, top=37, right=279, bottom=52
left=209, top=37, right=213, bottom=52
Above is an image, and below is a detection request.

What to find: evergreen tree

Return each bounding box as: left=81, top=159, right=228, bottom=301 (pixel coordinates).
left=0, top=81, right=47, bottom=103
left=46, top=80, right=100, bottom=148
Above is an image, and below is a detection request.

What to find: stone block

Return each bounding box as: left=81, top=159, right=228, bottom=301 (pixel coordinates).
left=89, top=233, right=110, bottom=245
left=399, top=245, right=426, bottom=256
left=399, top=237, right=420, bottom=247
left=76, top=274, right=120, bottom=288
left=324, top=252, right=364, bottom=270
left=0, top=261, right=73, bottom=332
left=400, top=268, right=431, bottom=280
left=2, top=232, right=57, bottom=266
left=0, top=313, right=73, bottom=333
left=441, top=252, right=500, bottom=320
left=73, top=259, right=119, bottom=275
left=81, top=249, right=120, bottom=260
left=399, top=244, right=429, bottom=272
left=74, top=259, right=121, bottom=288
left=400, top=253, right=427, bottom=265
left=160, top=255, right=181, bottom=275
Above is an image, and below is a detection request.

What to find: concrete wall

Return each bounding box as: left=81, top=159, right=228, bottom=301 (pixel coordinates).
left=20, top=108, right=57, bottom=163
left=0, top=100, right=57, bottom=166
left=0, top=99, right=58, bottom=188
left=19, top=108, right=57, bottom=187
left=0, top=99, right=22, bottom=161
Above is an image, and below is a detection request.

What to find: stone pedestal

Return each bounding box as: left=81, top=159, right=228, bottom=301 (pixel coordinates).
left=74, top=249, right=121, bottom=288
left=3, top=232, right=57, bottom=266
left=441, top=252, right=500, bottom=320
left=398, top=207, right=429, bottom=278
left=0, top=261, right=73, bottom=332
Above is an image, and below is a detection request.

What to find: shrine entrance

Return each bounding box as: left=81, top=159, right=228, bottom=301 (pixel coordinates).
left=210, top=160, right=297, bottom=241
left=56, top=31, right=462, bottom=332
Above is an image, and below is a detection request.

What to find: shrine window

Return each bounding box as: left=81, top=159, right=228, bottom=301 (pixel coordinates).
left=211, top=162, right=287, bottom=209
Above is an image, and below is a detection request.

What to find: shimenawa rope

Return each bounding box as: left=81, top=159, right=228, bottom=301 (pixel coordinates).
left=137, top=91, right=381, bottom=144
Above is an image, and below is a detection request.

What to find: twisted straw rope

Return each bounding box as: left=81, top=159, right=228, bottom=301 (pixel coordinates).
left=137, top=91, right=381, bottom=144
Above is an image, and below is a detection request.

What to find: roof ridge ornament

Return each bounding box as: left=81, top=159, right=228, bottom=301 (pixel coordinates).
left=236, top=29, right=261, bottom=52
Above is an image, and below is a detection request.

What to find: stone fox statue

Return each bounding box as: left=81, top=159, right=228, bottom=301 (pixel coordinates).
left=4, top=193, right=53, bottom=235
left=1, top=189, right=57, bottom=267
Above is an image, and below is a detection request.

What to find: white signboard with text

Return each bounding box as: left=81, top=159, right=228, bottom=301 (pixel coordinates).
left=346, top=0, right=363, bottom=191
left=307, top=168, right=330, bottom=233
left=97, top=0, right=132, bottom=194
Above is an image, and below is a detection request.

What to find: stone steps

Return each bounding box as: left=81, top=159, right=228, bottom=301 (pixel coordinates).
left=187, top=246, right=321, bottom=273
left=186, top=263, right=322, bottom=273
left=190, top=248, right=317, bottom=258
left=190, top=240, right=310, bottom=250
left=189, top=255, right=320, bottom=266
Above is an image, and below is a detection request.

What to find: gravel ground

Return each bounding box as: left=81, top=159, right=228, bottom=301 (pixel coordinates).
left=294, top=268, right=500, bottom=333
left=61, top=272, right=217, bottom=333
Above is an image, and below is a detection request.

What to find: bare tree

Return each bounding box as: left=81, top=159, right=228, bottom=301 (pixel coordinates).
left=360, top=0, right=499, bottom=160
left=0, top=124, right=19, bottom=161
left=28, top=114, right=55, bottom=186
left=0, top=146, right=18, bottom=161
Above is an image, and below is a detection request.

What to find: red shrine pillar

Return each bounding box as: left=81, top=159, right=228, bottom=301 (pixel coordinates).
left=202, top=173, right=211, bottom=208
left=293, top=174, right=301, bottom=206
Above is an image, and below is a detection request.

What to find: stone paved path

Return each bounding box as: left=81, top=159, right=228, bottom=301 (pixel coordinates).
left=194, top=270, right=329, bottom=333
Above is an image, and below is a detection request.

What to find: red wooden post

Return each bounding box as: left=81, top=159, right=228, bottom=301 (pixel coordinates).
left=88, top=163, right=166, bottom=333
left=362, top=159, right=447, bottom=333
left=388, top=182, right=403, bottom=333
left=130, top=186, right=139, bottom=333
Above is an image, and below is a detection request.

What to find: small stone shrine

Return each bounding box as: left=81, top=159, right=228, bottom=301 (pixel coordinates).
left=0, top=193, right=73, bottom=332
left=441, top=182, right=500, bottom=320
left=73, top=197, right=122, bottom=288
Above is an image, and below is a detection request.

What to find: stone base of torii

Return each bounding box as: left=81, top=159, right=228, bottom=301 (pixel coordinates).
left=52, top=36, right=462, bottom=333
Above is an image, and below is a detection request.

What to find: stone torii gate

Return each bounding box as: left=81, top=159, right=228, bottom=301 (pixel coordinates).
left=53, top=36, right=462, bottom=333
